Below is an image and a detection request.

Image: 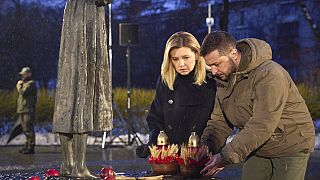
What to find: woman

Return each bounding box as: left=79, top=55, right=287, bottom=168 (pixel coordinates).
left=136, top=32, right=216, bottom=158
left=53, top=0, right=112, bottom=178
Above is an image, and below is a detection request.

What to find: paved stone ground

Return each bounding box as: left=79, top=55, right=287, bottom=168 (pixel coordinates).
left=0, top=146, right=319, bottom=180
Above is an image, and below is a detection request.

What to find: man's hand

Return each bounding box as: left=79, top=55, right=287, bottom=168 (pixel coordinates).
left=17, top=80, right=24, bottom=85
left=200, top=153, right=225, bottom=176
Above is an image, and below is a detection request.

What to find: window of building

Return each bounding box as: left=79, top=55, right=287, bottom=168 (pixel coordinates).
left=277, top=21, right=299, bottom=62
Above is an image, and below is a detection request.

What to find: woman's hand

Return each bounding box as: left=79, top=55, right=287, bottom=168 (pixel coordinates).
left=135, top=144, right=150, bottom=158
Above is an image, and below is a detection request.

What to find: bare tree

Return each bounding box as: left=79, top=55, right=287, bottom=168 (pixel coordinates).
left=220, top=0, right=229, bottom=31
left=298, top=0, right=320, bottom=41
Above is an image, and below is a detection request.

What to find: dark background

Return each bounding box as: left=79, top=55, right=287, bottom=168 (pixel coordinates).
left=0, top=0, right=319, bottom=89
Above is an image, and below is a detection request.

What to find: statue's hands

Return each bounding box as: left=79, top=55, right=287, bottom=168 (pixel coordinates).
left=95, top=0, right=112, bottom=7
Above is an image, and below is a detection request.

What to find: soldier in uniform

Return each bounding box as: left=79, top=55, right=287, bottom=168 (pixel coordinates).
left=16, top=67, right=37, bottom=154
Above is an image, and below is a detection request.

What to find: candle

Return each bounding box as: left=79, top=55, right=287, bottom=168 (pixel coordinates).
left=188, top=132, right=200, bottom=148
left=157, top=131, right=169, bottom=150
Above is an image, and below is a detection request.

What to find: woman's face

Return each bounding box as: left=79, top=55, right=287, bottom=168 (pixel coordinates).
left=170, top=47, right=196, bottom=75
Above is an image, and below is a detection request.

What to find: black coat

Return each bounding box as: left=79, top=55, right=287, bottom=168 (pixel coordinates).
left=147, top=72, right=216, bottom=145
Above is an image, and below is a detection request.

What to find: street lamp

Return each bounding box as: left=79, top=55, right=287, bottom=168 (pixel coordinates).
left=206, top=3, right=215, bottom=34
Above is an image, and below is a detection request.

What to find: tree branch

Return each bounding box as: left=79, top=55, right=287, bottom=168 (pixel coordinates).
left=299, top=0, right=320, bottom=41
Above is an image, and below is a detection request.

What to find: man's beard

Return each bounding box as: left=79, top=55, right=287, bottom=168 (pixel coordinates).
left=220, top=57, right=237, bottom=81
left=228, top=57, right=238, bottom=75
left=22, top=76, right=31, bottom=81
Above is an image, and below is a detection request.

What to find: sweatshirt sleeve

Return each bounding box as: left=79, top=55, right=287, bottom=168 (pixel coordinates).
left=221, top=69, right=289, bottom=164
left=201, top=95, right=234, bottom=154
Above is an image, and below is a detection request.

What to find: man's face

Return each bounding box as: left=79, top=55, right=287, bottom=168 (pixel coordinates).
left=21, top=72, right=31, bottom=80
left=170, top=47, right=196, bottom=76
left=204, top=49, right=238, bottom=81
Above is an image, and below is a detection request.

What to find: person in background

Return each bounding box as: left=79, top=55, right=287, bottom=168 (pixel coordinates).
left=16, top=67, right=37, bottom=154
left=136, top=31, right=216, bottom=158
left=200, top=31, right=315, bottom=180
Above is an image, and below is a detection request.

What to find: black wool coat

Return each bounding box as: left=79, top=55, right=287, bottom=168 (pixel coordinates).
left=147, top=72, right=216, bottom=145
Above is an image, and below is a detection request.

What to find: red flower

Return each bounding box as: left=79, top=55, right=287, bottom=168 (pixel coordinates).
left=44, top=169, right=60, bottom=177
left=100, top=167, right=116, bottom=179
left=148, top=155, right=177, bottom=164
left=176, top=157, right=185, bottom=165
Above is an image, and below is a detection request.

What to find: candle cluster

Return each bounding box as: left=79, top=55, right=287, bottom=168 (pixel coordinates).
left=178, top=145, right=211, bottom=167
left=148, top=131, right=211, bottom=177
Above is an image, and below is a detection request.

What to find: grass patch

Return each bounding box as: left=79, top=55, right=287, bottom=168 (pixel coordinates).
left=297, top=84, right=320, bottom=119
left=0, top=88, right=155, bottom=125
left=1, top=84, right=318, bottom=126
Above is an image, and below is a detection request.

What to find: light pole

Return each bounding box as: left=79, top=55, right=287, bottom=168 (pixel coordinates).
left=206, top=3, right=214, bottom=34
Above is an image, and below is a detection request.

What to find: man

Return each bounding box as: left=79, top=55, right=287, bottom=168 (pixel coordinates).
left=16, top=67, right=37, bottom=154
left=200, top=31, right=315, bottom=180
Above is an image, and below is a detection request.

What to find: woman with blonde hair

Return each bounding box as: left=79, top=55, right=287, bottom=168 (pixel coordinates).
left=136, top=31, right=216, bottom=158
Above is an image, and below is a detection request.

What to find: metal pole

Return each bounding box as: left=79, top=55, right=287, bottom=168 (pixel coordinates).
left=208, top=3, right=211, bottom=33
left=206, top=3, right=214, bottom=34
left=102, top=3, right=113, bottom=149
left=126, top=47, right=131, bottom=110
left=126, top=46, right=131, bottom=144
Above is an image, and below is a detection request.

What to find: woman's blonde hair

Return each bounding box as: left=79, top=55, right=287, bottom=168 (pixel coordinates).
left=161, top=31, right=207, bottom=90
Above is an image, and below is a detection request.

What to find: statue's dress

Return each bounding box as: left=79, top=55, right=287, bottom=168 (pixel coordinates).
left=53, top=0, right=113, bottom=133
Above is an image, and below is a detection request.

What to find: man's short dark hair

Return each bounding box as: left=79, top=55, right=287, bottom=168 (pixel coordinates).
left=200, top=31, right=237, bottom=57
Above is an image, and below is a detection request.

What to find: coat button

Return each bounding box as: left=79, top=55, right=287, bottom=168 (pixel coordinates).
left=299, top=132, right=304, bottom=136
left=168, top=99, right=173, bottom=104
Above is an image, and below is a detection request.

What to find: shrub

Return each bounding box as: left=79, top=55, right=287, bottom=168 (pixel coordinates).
left=35, top=88, right=55, bottom=123
left=1, top=84, right=319, bottom=122
left=113, top=88, right=155, bottom=133
left=0, top=89, right=18, bottom=120
left=1, top=84, right=319, bottom=133
left=297, top=84, right=320, bottom=120
left=0, top=89, right=55, bottom=122
left=0, top=88, right=155, bottom=125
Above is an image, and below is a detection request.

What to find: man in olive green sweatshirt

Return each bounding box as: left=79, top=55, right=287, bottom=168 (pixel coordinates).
left=16, top=67, right=37, bottom=154
left=200, top=31, right=315, bottom=180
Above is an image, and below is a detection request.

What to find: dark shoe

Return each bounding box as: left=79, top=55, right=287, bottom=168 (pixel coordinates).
left=20, top=148, right=35, bottom=154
